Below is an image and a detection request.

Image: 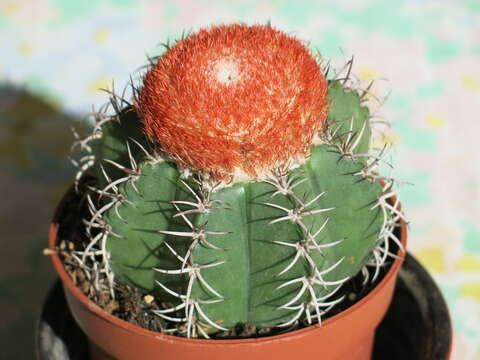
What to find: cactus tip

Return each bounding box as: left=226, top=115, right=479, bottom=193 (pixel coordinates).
left=136, top=23, right=329, bottom=182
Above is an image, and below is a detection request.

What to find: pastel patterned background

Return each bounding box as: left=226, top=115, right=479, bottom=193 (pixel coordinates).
left=1, top=0, right=479, bottom=358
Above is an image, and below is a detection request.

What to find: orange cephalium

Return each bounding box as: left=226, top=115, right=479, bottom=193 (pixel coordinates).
left=136, top=23, right=328, bottom=181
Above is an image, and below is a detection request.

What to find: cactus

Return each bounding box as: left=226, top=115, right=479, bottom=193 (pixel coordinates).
left=72, top=23, right=403, bottom=338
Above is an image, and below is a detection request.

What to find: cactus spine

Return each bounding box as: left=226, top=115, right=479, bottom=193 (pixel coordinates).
left=71, top=24, right=403, bottom=338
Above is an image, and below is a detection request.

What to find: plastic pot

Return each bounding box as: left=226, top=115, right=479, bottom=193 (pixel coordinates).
left=38, top=253, right=452, bottom=359
left=48, top=184, right=408, bottom=360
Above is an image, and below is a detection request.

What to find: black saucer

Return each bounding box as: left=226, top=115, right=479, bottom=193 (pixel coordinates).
left=36, top=253, right=452, bottom=360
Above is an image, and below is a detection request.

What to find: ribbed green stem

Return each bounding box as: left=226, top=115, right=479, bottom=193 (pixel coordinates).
left=105, top=144, right=383, bottom=330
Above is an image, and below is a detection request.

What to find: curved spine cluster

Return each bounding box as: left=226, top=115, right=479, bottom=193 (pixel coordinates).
left=152, top=180, right=229, bottom=338
left=264, top=169, right=347, bottom=327
left=68, top=84, right=149, bottom=299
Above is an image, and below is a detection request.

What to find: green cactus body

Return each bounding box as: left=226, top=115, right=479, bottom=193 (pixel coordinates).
left=105, top=145, right=382, bottom=330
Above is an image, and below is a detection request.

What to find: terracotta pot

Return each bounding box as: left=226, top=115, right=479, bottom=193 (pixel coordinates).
left=49, top=185, right=408, bottom=360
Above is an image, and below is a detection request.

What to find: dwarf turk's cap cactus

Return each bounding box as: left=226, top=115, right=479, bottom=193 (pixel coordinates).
left=71, top=23, right=404, bottom=338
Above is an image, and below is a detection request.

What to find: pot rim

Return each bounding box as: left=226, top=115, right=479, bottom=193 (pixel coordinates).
left=49, top=183, right=408, bottom=346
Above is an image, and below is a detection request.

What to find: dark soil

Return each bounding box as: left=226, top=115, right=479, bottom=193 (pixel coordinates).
left=54, top=177, right=397, bottom=339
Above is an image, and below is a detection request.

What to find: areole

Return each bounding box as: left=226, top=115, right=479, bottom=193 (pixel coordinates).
left=49, top=184, right=408, bottom=360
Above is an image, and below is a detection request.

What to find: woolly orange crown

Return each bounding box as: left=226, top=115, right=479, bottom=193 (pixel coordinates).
left=136, top=23, right=328, bottom=181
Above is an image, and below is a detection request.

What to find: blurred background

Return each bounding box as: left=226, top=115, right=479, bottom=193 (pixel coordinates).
left=1, top=0, right=479, bottom=358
